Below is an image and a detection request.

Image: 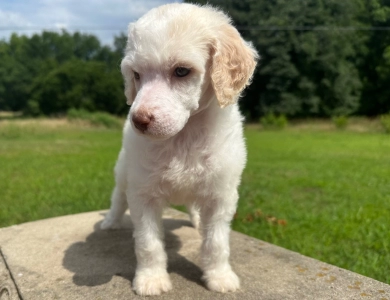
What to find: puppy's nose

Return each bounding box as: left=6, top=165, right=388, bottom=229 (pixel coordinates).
left=132, top=113, right=152, bottom=132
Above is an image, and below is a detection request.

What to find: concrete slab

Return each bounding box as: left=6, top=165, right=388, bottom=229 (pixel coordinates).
left=0, top=209, right=389, bottom=300
left=0, top=250, right=20, bottom=300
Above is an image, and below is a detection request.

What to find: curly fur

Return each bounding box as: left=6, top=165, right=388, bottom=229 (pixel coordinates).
left=101, top=3, right=258, bottom=296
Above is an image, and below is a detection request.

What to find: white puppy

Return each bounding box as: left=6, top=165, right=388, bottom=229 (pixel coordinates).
left=101, top=3, right=258, bottom=296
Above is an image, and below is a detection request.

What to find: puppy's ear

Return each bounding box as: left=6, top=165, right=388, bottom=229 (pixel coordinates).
left=121, top=60, right=137, bottom=105
left=210, top=25, right=258, bottom=108
left=124, top=76, right=137, bottom=106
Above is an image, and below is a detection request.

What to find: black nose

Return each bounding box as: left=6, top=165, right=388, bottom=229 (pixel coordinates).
left=132, top=113, right=152, bottom=132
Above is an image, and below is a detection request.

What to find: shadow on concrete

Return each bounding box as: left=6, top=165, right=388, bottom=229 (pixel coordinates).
left=62, top=214, right=203, bottom=289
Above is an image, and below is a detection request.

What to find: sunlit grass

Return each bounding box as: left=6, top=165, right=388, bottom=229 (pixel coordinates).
left=234, top=127, right=390, bottom=284
left=0, top=119, right=121, bottom=225
left=0, top=118, right=389, bottom=283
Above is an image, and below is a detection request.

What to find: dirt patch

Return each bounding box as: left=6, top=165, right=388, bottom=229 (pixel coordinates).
left=0, top=118, right=91, bottom=129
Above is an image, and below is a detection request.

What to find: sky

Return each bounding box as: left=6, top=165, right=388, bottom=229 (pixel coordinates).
left=0, top=0, right=181, bottom=46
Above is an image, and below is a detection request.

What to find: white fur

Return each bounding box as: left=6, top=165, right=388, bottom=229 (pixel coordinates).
left=101, top=3, right=258, bottom=296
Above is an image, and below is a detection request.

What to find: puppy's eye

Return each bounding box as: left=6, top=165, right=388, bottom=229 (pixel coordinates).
left=134, top=71, right=140, bottom=80
left=174, top=67, right=191, bottom=77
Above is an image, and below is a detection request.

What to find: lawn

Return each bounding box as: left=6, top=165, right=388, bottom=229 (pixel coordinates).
left=0, top=118, right=389, bottom=284
left=0, top=120, right=121, bottom=225
left=234, top=127, right=390, bottom=284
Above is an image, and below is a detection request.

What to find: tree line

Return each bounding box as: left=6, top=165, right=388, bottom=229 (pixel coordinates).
left=1, top=0, right=390, bottom=120
left=0, top=31, right=128, bottom=116
left=191, top=0, right=390, bottom=119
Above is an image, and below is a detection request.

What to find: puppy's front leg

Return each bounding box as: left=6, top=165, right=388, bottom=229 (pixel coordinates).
left=129, top=197, right=172, bottom=296
left=200, top=193, right=240, bottom=293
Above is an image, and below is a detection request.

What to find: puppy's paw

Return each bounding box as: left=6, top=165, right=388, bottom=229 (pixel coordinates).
left=203, top=269, right=240, bottom=293
left=100, top=216, right=122, bottom=230
left=133, top=269, right=172, bottom=296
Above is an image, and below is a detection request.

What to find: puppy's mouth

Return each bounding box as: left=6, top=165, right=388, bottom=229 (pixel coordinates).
left=131, top=117, right=182, bottom=141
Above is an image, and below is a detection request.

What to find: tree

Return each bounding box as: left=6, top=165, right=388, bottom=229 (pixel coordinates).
left=28, top=59, right=125, bottom=115
left=0, top=31, right=127, bottom=115
left=4, top=2, right=390, bottom=118
left=358, top=0, right=390, bottom=115
left=189, top=0, right=367, bottom=118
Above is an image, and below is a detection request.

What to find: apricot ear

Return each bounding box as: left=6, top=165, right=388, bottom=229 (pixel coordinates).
left=210, top=25, right=258, bottom=108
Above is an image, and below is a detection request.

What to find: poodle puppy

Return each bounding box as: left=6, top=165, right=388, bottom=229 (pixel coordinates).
left=101, top=3, right=258, bottom=296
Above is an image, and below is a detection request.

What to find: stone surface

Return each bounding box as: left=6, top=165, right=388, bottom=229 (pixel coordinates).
left=0, top=208, right=389, bottom=300
left=0, top=251, right=20, bottom=300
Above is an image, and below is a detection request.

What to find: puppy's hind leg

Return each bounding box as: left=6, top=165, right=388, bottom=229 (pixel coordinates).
left=101, top=150, right=128, bottom=230
left=101, top=186, right=128, bottom=230
left=187, top=203, right=201, bottom=231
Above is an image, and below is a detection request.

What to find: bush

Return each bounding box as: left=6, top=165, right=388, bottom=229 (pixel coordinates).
left=332, top=115, right=349, bottom=130
left=260, top=113, right=288, bottom=130
left=380, top=114, right=390, bottom=134
left=29, top=59, right=126, bottom=116
left=67, top=109, right=122, bottom=129
left=24, top=100, right=41, bottom=117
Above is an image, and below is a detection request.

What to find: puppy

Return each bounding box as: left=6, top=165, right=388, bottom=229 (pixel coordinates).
left=101, top=3, right=258, bottom=296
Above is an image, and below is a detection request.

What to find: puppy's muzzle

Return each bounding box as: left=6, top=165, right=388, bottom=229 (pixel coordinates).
left=132, top=112, right=153, bottom=132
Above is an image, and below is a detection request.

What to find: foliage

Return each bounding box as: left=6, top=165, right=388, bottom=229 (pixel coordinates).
left=189, top=0, right=388, bottom=119
left=67, top=108, right=123, bottom=129
left=358, top=0, right=390, bottom=115
left=380, top=113, right=390, bottom=133
left=260, top=113, right=288, bottom=129
left=0, top=31, right=127, bottom=116
left=24, top=100, right=42, bottom=117
left=29, top=59, right=125, bottom=115
left=332, top=115, right=349, bottom=130
left=2, top=2, right=390, bottom=118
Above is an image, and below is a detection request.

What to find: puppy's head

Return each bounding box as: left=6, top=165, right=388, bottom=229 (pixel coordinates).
left=121, top=3, right=258, bottom=140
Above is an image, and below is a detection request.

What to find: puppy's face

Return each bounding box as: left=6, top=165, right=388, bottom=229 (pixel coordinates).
left=121, top=33, right=210, bottom=140
left=121, top=4, right=258, bottom=140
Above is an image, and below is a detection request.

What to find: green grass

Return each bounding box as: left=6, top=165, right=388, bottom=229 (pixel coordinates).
left=234, top=127, right=390, bottom=284
left=0, top=119, right=389, bottom=284
left=0, top=120, right=121, bottom=225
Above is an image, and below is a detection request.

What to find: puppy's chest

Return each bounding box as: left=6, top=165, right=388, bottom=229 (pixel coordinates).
left=139, top=133, right=222, bottom=201
left=161, top=150, right=217, bottom=187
